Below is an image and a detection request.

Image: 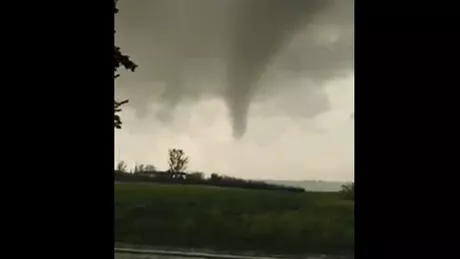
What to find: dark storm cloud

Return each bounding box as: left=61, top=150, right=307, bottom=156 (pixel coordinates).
left=115, top=0, right=354, bottom=138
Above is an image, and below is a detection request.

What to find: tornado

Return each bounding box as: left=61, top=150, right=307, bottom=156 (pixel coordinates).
left=224, top=0, right=331, bottom=138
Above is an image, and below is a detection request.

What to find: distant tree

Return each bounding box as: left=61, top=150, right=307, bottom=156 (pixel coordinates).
left=133, top=163, right=140, bottom=174
left=114, top=0, right=137, bottom=129
left=188, top=172, right=205, bottom=181
left=116, top=160, right=127, bottom=173
left=144, top=164, right=156, bottom=172
left=168, top=149, right=189, bottom=173
left=135, top=164, right=145, bottom=173
left=132, top=163, right=156, bottom=174
left=340, top=182, right=354, bottom=200
left=210, top=173, right=221, bottom=182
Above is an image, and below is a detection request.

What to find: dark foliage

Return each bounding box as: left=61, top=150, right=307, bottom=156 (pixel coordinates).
left=114, top=99, right=129, bottom=129
left=114, top=171, right=305, bottom=193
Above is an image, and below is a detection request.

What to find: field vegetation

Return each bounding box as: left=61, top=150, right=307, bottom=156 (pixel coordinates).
left=115, top=183, right=354, bottom=256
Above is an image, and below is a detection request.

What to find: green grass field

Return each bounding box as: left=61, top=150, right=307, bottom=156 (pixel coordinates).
left=115, top=183, right=354, bottom=256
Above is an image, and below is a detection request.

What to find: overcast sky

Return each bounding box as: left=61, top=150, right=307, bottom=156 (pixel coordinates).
left=115, top=0, right=354, bottom=181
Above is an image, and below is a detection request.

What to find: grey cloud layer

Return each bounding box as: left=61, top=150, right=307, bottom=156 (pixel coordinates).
left=115, top=0, right=354, bottom=138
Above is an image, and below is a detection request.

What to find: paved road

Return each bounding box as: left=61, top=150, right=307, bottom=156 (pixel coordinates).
left=114, top=247, right=351, bottom=259
left=115, top=248, right=280, bottom=259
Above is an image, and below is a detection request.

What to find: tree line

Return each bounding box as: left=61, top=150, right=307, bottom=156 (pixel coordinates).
left=114, top=149, right=305, bottom=193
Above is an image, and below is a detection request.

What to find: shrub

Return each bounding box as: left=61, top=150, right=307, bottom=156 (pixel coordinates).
left=340, top=182, right=354, bottom=200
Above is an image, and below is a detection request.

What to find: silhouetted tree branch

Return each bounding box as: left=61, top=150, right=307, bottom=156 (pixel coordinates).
left=114, top=0, right=137, bottom=129
left=114, top=99, right=129, bottom=129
